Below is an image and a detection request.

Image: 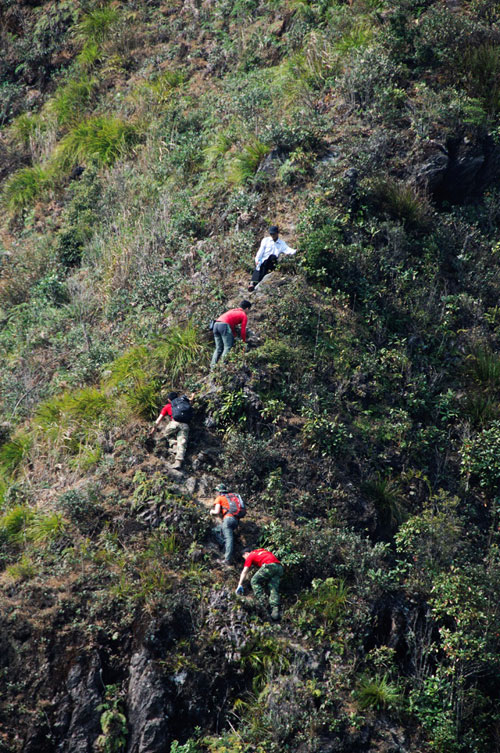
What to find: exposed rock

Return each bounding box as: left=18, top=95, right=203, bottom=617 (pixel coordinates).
left=54, top=653, right=102, bottom=753
left=418, top=135, right=500, bottom=204
left=126, top=648, right=172, bottom=753
left=258, top=147, right=288, bottom=176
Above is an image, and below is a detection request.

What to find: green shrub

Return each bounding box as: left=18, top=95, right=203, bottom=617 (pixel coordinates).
left=2, top=166, right=53, bottom=213
left=463, top=393, right=498, bottom=428
left=355, top=674, right=401, bottom=711
left=54, top=116, right=140, bottom=170
left=461, top=420, right=500, bottom=488
left=141, top=70, right=186, bottom=106
left=104, top=346, right=149, bottom=390
left=294, top=577, right=349, bottom=635
left=301, top=409, right=351, bottom=457
left=124, top=380, right=162, bottom=420
left=34, top=388, right=113, bottom=451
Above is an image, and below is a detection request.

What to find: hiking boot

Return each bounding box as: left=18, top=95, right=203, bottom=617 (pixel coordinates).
left=248, top=282, right=255, bottom=292
left=270, top=606, right=280, bottom=621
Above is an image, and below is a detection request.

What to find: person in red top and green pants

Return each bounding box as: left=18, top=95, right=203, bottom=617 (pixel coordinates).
left=235, top=547, right=283, bottom=620
left=210, top=300, right=252, bottom=369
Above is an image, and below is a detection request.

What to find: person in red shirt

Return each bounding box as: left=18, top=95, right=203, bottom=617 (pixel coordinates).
left=150, top=392, right=191, bottom=470
left=210, top=300, right=252, bottom=369
left=235, top=547, right=283, bottom=620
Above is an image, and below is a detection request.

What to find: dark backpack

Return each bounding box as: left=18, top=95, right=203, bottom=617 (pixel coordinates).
left=221, top=492, right=246, bottom=518
left=170, top=396, right=193, bottom=423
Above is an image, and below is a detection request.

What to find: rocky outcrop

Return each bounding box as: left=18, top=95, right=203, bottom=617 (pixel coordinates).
left=417, top=135, right=500, bottom=204
left=126, top=648, right=172, bottom=753
left=54, top=653, right=102, bottom=753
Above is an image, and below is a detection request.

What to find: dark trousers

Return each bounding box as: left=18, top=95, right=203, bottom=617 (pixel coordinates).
left=251, top=254, right=278, bottom=284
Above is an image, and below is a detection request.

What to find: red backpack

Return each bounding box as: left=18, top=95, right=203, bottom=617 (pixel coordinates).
left=221, top=492, right=246, bottom=518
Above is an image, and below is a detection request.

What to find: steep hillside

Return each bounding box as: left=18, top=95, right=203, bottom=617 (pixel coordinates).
left=1, top=1, right=500, bottom=752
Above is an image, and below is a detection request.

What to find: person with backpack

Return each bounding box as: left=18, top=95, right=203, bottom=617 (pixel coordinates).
left=235, top=547, right=283, bottom=621
left=247, top=225, right=297, bottom=292
left=210, top=300, right=252, bottom=369
left=210, top=483, right=246, bottom=565
left=150, top=392, right=192, bottom=470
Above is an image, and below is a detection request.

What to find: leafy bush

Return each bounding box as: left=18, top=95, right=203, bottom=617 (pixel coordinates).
left=301, top=408, right=351, bottom=457
left=461, top=421, right=500, bottom=488
left=294, top=577, right=349, bottom=636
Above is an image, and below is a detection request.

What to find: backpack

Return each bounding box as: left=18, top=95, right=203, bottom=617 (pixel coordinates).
left=170, top=396, right=193, bottom=423
left=221, top=492, right=246, bottom=518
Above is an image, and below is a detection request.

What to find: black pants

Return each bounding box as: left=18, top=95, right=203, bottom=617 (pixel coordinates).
left=251, top=254, right=277, bottom=284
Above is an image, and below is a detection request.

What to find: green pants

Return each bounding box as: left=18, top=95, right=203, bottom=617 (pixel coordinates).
left=251, top=563, right=283, bottom=608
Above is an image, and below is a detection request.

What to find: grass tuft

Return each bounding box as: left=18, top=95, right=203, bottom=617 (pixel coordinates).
left=0, top=433, right=32, bottom=476
left=355, top=674, right=401, bottom=711
left=0, top=505, right=34, bottom=545
left=227, top=140, right=270, bottom=185
left=54, top=116, right=140, bottom=170
left=2, top=166, right=53, bottom=213
left=76, top=6, right=120, bottom=45
left=48, top=76, right=98, bottom=127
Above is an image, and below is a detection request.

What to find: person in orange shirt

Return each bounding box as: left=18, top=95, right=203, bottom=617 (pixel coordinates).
left=210, top=300, right=252, bottom=369
left=209, top=483, right=246, bottom=564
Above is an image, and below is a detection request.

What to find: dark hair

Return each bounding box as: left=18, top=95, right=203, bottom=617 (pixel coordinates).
left=269, top=225, right=279, bottom=234
left=167, top=391, right=179, bottom=401
left=242, top=547, right=253, bottom=554
left=240, top=300, right=252, bottom=310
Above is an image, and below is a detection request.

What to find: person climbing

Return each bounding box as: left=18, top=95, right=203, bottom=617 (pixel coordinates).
left=210, top=483, right=246, bottom=565
left=210, top=300, right=252, bottom=369
left=248, top=225, right=297, bottom=292
left=150, top=392, right=192, bottom=470
left=235, top=547, right=283, bottom=621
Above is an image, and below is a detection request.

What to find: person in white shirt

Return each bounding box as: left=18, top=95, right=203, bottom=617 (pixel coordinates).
left=248, top=225, right=297, bottom=291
